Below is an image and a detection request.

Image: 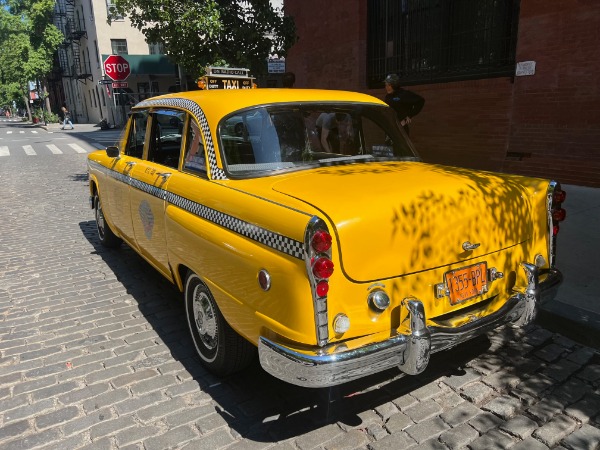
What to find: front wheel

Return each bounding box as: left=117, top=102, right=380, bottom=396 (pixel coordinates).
left=184, top=272, right=256, bottom=376
left=94, top=193, right=122, bottom=248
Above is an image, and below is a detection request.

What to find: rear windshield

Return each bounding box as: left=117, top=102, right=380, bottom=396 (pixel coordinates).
left=217, top=103, right=419, bottom=177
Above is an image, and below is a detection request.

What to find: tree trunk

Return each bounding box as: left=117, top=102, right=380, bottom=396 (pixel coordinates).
left=42, top=81, right=51, bottom=114
left=23, top=91, right=32, bottom=122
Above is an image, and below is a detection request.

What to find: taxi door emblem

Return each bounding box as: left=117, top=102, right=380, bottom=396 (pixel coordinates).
left=139, top=200, right=154, bottom=239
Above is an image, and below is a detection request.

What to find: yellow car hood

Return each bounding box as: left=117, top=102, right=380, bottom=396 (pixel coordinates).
left=271, top=161, right=536, bottom=282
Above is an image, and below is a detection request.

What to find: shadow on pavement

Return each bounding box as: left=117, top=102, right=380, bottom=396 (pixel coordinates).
left=77, top=219, right=494, bottom=442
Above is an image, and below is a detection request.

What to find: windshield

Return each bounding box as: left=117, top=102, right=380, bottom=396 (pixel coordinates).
left=218, top=103, right=419, bottom=177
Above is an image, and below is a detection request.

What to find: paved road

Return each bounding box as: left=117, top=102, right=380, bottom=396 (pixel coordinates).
left=1, top=121, right=600, bottom=449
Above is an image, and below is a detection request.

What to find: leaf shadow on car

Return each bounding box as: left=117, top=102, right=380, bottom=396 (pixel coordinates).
left=76, top=219, right=500, bottom=443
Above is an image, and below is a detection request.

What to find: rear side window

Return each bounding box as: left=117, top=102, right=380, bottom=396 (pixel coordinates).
left=182, top=119, right=207, bottom=176
left=147, top=109, right=185, bottom=169
left=125, top=111, right=148, bottom=158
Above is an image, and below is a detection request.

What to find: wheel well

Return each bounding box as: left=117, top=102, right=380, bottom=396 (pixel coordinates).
left=90, top=180, right=98, bottom=206
left=175, top=264, right=191, bottom=292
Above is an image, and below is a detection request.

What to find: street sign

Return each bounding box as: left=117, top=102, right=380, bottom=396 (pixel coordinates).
left=111, top=82, right=128, bottom=88
left=98, top=79, right=112, bottom=85
left=268, top=58, right=285, bottom=74
left=104, top=55, right=131, bottom=81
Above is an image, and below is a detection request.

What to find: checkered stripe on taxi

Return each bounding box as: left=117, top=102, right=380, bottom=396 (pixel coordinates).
left=166, top=193, right=305, bottom=259
left=136, top=98, right=227, bottom=181
left=89, top=161, right=304, bottom=260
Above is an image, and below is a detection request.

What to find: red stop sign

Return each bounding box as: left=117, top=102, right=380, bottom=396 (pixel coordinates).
left=104, top=55, right=131, bottom=81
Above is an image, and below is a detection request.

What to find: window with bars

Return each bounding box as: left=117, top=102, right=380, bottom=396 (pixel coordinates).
left=367, top=0, right=520, bottom=87
left=111, top=39, right=128, bottom=55
left=148, top=42, right=166, bottom=55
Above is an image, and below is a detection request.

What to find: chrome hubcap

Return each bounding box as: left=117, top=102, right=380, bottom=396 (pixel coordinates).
left=193, top=288, right=217, bottom=350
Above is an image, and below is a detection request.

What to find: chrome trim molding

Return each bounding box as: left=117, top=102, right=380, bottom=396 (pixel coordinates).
left=88, top=160, right=304, bottom=260
left=258, top=262, right=563, bottom=388
left=135, top=97, right=227, bottom=180
left=304, top=216, right=332, bottom=347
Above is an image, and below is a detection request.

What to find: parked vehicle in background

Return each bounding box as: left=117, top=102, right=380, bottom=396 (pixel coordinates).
left=87, top=78, right=566, bottom=387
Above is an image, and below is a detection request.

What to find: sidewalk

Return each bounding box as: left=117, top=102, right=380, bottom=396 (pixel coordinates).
left=538, top=184, right=600, bottom=348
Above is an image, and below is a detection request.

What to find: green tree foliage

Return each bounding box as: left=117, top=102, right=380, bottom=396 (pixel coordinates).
left=0, top=0, right=63, bottom=108
left=110, top=0, right=296, bottom=77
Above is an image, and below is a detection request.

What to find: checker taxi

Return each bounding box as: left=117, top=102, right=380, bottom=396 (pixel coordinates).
left=87, top=86, right=565, bottom=387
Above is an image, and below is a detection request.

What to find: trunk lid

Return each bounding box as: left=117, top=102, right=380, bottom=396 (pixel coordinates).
left=272, top=162, right=536, bottom=282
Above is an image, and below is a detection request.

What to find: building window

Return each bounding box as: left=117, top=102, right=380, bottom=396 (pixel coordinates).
left=148, top=42, right=165, bottom=55
left=111, top=39, right=128, bottom=55
left=367, top=0, right=520, bottom=87
left=106, top=1, right=123, bottom=20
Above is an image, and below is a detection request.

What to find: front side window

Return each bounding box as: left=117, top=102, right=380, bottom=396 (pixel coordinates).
left=147, top=109, right=185, bottom=169
left=367, top=0, right=520, bottom=87
left=125, top=111, right=149, bottom=158
left=218, top=103, right=418, bottom=178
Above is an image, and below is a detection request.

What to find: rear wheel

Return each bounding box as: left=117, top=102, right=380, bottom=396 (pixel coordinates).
left=94, top=193, right=122, bottom=248
left=184, top=272, right=256, bottom=376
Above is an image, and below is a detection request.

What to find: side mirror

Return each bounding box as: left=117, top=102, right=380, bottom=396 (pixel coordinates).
left=106, top=146, right=120, bottom=158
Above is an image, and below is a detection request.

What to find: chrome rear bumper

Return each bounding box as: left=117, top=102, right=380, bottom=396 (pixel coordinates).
left=259, top=264, right=562, bottom=388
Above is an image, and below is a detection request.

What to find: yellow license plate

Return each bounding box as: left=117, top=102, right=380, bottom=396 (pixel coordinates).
left=445, top=262, right=488, bottom=305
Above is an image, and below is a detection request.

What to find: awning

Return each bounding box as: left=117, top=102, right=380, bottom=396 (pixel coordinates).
left=102, top=54, right=177, bottom=76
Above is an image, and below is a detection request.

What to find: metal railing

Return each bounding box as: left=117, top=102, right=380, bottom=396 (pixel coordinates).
left=367, top=0, right=520, bottom=87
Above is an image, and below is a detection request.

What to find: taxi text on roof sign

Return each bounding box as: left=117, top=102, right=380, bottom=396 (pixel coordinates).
left=197, top=66, right=256, bottom=90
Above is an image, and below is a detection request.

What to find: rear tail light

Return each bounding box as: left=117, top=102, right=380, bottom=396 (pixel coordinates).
left=548, top=182, right=566, bottom=267
left=312, top=257, right=334, bottom=279
left=305, top=217, right=335, bottom=345
left=311, top=230, right=332, bottom=253
left=551, top=184, right=567, bottom=236
left=553, top=190, right=567, bottom=203
left=316, top=280, right=329, bottom=297
left=552, top=208, right=566, bottom=223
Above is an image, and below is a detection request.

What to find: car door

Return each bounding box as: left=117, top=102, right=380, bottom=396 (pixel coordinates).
left=129, top=108, right=186, bottom=278
left=104, top=110, right=149, bottom=248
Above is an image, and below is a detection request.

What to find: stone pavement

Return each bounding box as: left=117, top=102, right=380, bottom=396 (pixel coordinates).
left=0, top=128, right=599, bottom=449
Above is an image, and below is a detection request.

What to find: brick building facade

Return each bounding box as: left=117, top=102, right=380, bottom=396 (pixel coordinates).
left=283, top=0, right=600, bottom=187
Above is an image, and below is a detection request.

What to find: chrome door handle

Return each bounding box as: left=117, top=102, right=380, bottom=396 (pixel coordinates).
left=156, top=172, right=172, bottom=180
left=125, top=161, right=136, bottom=168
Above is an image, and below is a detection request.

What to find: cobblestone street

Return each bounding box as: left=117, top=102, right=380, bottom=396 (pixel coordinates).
left=1, top=142, right=600, bottom=449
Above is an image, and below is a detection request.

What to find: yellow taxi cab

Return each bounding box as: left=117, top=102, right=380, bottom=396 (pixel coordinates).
left=87, top=73, right=566, bottom=387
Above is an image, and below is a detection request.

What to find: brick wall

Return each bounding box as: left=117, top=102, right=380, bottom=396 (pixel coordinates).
left=284, top=0, right=600, bottom=187
left=504, top=0, right=600, bottom=186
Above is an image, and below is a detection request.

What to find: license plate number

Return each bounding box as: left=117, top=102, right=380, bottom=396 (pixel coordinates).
left=445, top=263, right=488, bottom=304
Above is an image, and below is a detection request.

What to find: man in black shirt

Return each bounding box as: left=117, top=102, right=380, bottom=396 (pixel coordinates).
left=384, top=74, right=425, bottom=136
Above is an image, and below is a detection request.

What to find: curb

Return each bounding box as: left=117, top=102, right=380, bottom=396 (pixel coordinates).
left=537, top=301, right=600, bottom=350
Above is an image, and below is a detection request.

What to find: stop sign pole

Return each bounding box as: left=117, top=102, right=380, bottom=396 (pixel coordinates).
left=103, top=55, right=131, bottom=127
left=103, top=55, right=131, bottom=81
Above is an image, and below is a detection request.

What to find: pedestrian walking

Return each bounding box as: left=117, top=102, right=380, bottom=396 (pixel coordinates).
left=384, top=74, right=424, bottom=136
left=61, top=102, right=74, bottom=130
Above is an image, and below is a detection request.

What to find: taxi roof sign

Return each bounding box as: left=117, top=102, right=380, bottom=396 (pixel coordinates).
left=198, top=66, right=256, bottom=90
left=206, top=67, right=251, bottom=78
